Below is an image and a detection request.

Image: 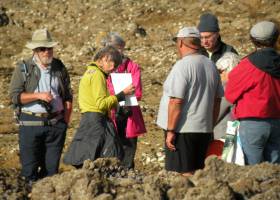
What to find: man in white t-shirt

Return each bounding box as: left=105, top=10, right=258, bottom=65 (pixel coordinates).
left=157, top=27, right=223, bottom=176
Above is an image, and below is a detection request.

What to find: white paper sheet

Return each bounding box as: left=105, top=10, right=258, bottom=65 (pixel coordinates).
left=111, top=73, right=138, bottom=106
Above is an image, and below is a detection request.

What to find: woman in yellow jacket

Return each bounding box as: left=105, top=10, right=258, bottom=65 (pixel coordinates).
left=64, top=46, right=134, bottom=168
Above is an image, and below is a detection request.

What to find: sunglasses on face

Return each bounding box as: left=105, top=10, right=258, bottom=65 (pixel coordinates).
left=36, top=47, right=53, bottom=52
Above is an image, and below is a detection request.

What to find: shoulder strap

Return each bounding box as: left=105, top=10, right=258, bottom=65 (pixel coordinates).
left=13, top=60, right=29, bottom=113
left=20, top=60, right=29, bottom=83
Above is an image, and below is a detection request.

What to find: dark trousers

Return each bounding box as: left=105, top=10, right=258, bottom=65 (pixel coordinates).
left=19, top=113, right=67, bottom=181
left=165, top=132, right=213, bottom=173
left=116, top=117, right=137, bottom=169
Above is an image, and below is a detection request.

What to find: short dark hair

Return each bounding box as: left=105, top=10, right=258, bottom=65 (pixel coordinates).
left=93, top=45, right=122, bottom=68
left=250, top=28, right=279, bottom=48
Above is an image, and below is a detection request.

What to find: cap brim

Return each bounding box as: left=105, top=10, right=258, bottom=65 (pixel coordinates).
left=26, top=41, right=58, bottom=50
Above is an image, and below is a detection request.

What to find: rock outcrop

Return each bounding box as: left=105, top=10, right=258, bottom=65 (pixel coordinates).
left=30, top=157, right=280, bottom=200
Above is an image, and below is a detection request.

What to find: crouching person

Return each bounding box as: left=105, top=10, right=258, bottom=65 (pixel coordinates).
left=63, top=46, right=135, bottom=168
left=9, top=29, right=73, bottom=184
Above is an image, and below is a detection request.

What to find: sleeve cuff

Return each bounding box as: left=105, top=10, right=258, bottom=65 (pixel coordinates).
left=116, top=91, right=125, bottom=102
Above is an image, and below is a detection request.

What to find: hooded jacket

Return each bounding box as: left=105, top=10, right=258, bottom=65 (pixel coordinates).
left=225, top=48, right=280, bottom=119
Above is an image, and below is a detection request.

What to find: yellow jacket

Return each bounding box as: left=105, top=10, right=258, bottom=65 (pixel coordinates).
left=78, top=63, right=118, bottom=114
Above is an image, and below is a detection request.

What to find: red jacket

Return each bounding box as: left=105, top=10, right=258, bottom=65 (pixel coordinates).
left=225, top=49, right=280, bottom=119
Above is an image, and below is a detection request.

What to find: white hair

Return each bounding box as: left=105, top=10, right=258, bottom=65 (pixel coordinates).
left=216, top=52, right=240, bottom=72
left=101, top=32, right=126, bottom=48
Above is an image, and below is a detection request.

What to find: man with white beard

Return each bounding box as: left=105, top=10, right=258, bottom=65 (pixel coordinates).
left=9, top=29, right=73, bottom=187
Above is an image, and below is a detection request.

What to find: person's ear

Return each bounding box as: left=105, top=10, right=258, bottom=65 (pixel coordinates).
left=101, top=56, right=108, bottom=65
left=97, top=57, right=106, bottom=69
left=214, top=32, right=220, bottom=40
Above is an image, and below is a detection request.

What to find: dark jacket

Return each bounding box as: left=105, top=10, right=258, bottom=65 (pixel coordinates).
left=9, top=57, right=73, bottom=106
left=200, top=38, right=238, bottom=63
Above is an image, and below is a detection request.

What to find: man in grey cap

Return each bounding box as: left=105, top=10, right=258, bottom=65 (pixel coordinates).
left=225, top=21, right=280, bottom=165
left=9, top=29, right=73, bottom=185
left=197, top=13, right=238, bottom=63
left=157, top=27, right=223, bottom=175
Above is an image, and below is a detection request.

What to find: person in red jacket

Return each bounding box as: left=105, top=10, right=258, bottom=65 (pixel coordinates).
left=225, top=21, right=280, bottom=165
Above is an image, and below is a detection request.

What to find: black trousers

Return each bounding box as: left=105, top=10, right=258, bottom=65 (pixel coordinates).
left=116, top=117, right=137, bottom=169
left=19, top=113, right=67, bottom=181
left=165, top=132, right=213, bottom=173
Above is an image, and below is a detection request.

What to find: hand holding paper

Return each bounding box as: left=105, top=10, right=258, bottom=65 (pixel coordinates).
left=111, top=73, right=138, bottom=106
left=123, top=84, right=135, bottom=95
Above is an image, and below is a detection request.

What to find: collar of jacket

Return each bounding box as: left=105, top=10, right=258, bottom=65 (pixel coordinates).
left=88, top=62, right=109, bottom=79
left=117, top=57, right=130, bottom=73
left=26, top=57, right=54, bottom=73
left=248, top=47, right=280, bottom=78
left=211, top=37, right=224, bottom=54
left=24, top=57, right=41, bottom=78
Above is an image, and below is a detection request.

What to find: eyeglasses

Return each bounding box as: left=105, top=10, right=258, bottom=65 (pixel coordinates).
left=36, top=47, right=53, bottom=52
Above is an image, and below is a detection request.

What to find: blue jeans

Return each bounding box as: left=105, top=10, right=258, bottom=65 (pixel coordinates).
left=239, top=118, right=280, bottom=165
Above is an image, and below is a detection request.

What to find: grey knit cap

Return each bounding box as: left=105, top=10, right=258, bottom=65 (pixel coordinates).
left=197, top=13, right=220, bottom=32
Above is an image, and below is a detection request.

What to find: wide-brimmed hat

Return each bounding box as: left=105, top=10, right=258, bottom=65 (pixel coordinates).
left=26, top=28, right=58, bottom=50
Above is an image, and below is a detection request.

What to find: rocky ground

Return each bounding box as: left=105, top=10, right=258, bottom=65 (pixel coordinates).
left=29, top=157, right=280, bottom=200
left=0, top=0, right=280, bottom=199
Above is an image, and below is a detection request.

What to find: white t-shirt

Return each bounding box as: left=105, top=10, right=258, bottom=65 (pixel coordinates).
left=157, top=54, right=224, bottom=133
